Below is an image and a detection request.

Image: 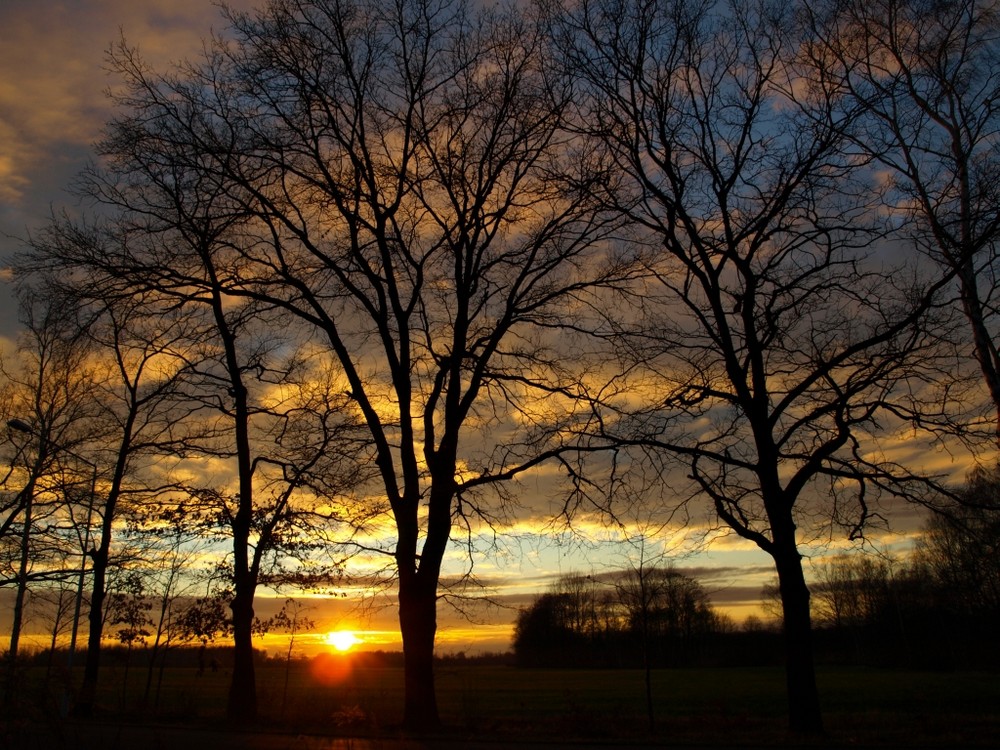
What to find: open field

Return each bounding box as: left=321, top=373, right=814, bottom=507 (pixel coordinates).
left=4, top=658, right=999, bottom=747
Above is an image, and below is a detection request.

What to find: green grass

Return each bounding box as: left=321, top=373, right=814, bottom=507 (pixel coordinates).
left=12, top=659, right=1000, bottom=746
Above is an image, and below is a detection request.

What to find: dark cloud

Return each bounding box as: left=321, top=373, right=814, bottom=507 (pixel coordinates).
left=0, top=0, right=257, bottom=339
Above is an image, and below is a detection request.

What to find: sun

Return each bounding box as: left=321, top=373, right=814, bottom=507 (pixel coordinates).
left=324, top=630, right=360, bottom=652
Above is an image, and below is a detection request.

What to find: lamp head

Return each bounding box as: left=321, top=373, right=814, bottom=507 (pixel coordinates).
left=6, top=419, right=33, bottom=434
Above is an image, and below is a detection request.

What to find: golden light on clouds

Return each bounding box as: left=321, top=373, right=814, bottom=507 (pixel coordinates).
left=0, top=0, right=258, bottom=222
left=0, top=152, right=27, bottom=203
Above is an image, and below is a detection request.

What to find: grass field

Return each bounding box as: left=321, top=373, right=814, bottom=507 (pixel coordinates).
left=9, top=658, right=1000, bottom=746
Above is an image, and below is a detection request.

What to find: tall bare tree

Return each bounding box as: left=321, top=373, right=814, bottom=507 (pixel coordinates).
left=1, top=289, right=99, bottom=703
left=86, top=0, right=625, bottom=727
left=69, top=294, right=199, bottom=718
left=27, top=212, right=371, bottom=720
left=552, top=0, right=972, bottom=733
left=13, top=234, right=226, bottom=716
left=804, top=0, right=1000, bottom=439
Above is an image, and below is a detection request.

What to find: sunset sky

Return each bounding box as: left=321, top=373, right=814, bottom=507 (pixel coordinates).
left=0, top=0, right=250, bottom=344
left=0, top=0, right=975, bottom=657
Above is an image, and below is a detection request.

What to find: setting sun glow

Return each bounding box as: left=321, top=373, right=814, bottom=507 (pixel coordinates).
left=324, top=630, right=360, bottom=652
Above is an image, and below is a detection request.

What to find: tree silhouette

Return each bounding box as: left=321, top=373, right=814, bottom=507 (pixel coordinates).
left=805, top=0, right=1000, bottom=440
left=513, top=568, right=723, bottom=672
left=916, top=465, right=1000, bottom=619
left=552, top=0, right=977, bottom=732
left=80, top=0, right=625, bottom=728
left=25, top=125, right=374, bottom=723
left=106, top=571, right=153, bottom=708
left=270, top=597, right=316, bottom=715
left=1, top=289, right=99, bottom=705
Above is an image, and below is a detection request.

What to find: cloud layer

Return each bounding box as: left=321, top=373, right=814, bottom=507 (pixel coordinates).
left=0, top=0, right=256, bottom=333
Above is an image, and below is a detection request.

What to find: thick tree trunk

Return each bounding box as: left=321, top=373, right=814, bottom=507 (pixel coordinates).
left=217, top=314, right=257, bottom=723
left=228, top=588, right=258, bottom=722
left=75, top=415, right=128, bottom=717
left=955, top=260, right=1000, bottom=442
left=774, top=546, right=823, bottom=734
left=398, top=574, right=441, bottom=731
left=76, top=550, right=108, bottom=717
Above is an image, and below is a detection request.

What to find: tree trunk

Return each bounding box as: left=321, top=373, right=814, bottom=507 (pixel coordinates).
left=75, top=549, right=108, bottom=717
left=5, top=480, right=35, bottom=704
left=774, top=546, right=823, bottom=734
left=5, top=469, right=42, bottom=707
left=212, top=294, right=258, bottom=723
left=955, top=260, right=1000, bottom=442
left=398, top=574, right=440, bottom=731
left=227, top=585, right=258, bottom=722
left=75, top=414, right=128, bottom=717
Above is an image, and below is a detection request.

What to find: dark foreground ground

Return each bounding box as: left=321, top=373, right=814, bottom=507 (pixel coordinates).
left=2, top=663, right=998, bottom=749
left=3, top=720, right=997, bottom=750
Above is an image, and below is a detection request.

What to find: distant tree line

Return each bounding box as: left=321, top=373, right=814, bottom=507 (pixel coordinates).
left=513, top=569, right=729, bottom=668
left=808, top=468, right=1000, bottom=669
left=516, top=467, right=1000, bottom=670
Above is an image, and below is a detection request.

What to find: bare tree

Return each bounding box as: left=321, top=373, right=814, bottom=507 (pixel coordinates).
left=614, top=536, right=690, bottom=732
left=84, top=0, right=625, bottom=728
left=512, top=566, right=722, bottom=677
left=270, top=597, right=316, bottom=716
left=553, top=0, right=973, bottom=733
left=811, top=553, right=898, bottom=632
left=804, top=0, right=1000, bottom=439
left=27, top=580, right=77, bottom=688
left=27, top=217, right=371, bottom=720
left=3, top=257, right=211, bottom=718
left=915, top=464, right=1000, bottom=614
left=1, top=289, right=99, bottom=704
left=127, top=510, right=212, bottom=708
left=65, top=294, right=202, bottom=717
left=27, top=112, right=375, bottom=721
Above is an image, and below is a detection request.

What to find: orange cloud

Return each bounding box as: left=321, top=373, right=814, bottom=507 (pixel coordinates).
left=0, top=0, right=256, bottom=205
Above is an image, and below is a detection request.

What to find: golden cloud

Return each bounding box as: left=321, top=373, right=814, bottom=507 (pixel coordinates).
left=0, top=1, right=257, bottom=206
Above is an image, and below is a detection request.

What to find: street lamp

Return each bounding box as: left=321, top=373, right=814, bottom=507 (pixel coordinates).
left=7, top=418, right=33, bottom=434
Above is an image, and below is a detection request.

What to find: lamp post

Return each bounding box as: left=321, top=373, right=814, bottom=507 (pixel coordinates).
left=5, top=418, right=98, bottom=709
